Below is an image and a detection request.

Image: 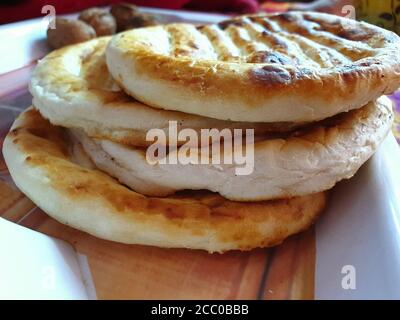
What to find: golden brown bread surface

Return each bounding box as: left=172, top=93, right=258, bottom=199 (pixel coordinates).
left=2, top=108, right=327, bottom=252
left=30, top=37, right=305, bottom=147
left=107, top=11, right=400, bottom=122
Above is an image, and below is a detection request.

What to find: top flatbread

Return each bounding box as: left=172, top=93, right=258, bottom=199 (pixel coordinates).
left=106, top=11, right=400, bottom=122
left=30, top=37, right=301, bottom=147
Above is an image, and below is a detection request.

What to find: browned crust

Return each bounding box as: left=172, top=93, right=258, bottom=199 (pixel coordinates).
left=30, top=37, right=308, bottom=147
left=3, top=108, right=327, bottom=252
left=110, top=12, right=400, bottom=122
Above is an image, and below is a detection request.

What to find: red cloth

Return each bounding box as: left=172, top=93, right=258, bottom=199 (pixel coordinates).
left=0, top=0, right=260, bottom=25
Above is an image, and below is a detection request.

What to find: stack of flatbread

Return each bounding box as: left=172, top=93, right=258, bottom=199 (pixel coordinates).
left=3, top=12, right=400, bottom=252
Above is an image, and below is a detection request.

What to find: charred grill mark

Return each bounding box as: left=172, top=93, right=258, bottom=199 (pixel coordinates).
left=246, top=19, right=320, bottom=67
left=196, top=25, right=241, bottom=62
left=166, top=28, right=174, bottom=56
left=269, top=15, right=372, bottom=62
left=282, top=33, right=352, bottom=67
left=250, top=16, right=282, bottom=33
left=241, top=20, right=296, bottom=64
left=303, top=14, right=376, bottom=43
left=309, top=32, right=373, bottom=60
left=223, top=24, right=263, bottom=56
left=302, top=14, right=379, bottom=51
left=167, top=25, right=218, bottom=59
left=337, top=27, right=374, bottom=42
left=249, top=65, right=293, bottom=85
left=239, top=15, right=353, bottom=67
left=217, top=19, right=246, bottom=30
left=171, top=12, right=387, bottom=70
left=247, top=51, right=295, bottom=64
left=244, top=18, right=287, bottom=49
left=190, top=26, right=220, bottom=59
left=261, top=30, right=289, bottom=49
left=273, top=12, right=297, bottom=23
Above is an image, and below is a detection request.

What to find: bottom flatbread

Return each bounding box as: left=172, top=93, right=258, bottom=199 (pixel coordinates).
left=2, top=108, right=327, bottom=252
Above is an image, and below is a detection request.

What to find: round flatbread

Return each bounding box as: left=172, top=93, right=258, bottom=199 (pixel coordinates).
left=106, top=12, right=400, bottom=122
left=72, top=97, right=393, bottom=201
left=2, top=108, right=326, bottom=252
left=30, top=37, right=301, bottom=147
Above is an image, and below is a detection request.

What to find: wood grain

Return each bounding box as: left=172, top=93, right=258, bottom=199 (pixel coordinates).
left=18, top=208, right=269, bottom=299
left=0, top=179, right=36, bottom=223
left=261, top=228, right=315, bottom=300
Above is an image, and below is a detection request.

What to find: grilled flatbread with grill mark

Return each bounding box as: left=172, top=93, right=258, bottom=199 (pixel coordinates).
left=30, top=37, right=302, bottom=147
left=107, top=11, right=400, bottom=122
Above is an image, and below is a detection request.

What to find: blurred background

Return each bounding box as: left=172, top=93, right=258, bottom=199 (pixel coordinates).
left=1, top=0, right=400, bottom=34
